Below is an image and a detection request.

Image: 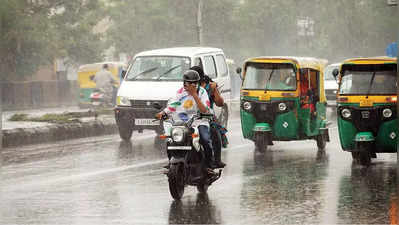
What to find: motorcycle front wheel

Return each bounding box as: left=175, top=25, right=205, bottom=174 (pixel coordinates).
left=168, top=163, right=185, bottom=200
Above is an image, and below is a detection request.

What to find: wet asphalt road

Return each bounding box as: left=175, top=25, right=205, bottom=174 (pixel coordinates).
left=1, top=108, right=397, bottom=225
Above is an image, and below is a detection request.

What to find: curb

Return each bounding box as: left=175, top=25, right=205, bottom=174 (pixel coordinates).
left=2, top=117, right=118, bottom=148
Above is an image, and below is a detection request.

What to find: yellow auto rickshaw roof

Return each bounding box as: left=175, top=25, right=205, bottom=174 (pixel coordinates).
left=78, top=61, right=127, bottom=72
left=341, top=56, right=397, bottom=65
left=244, top=56, right=328, bottom=71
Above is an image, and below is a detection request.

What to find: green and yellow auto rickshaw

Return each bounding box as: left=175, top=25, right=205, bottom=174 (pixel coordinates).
left=332, top=57, right=397, bottom=166
left=77, top=62, right=126, bottom=107
left=237, top=57, right=330, bottom=153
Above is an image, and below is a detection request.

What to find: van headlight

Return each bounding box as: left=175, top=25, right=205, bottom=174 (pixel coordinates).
left=243, top=101, right=252, bottom=111
left=341, top=108, right=351, bottom=118
left=278, top=103, right=287, bottom=111
left=117, top=96, right=131, bottom=106
left=383, top=108, right=392, bottom=118
left=171, top=128, right=184, bottom=142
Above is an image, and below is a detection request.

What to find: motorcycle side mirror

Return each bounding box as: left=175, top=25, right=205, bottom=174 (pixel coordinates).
left=152, top=102, right=162, bottom=110
left=121, top=70, right=127, bottom=79
left=236, top=67, right=243, bottom=80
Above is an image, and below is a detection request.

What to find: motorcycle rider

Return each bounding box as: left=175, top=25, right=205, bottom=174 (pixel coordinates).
left=93, top=64, right=117, bottom=105
left=156, top=70, right=214, bottom=169
left=190, top=66, right=227, bottom=168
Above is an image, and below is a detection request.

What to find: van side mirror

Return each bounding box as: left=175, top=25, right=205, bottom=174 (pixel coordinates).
left=121, top=70, right=127, bottom=79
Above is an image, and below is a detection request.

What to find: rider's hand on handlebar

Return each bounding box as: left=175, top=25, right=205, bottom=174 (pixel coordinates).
left=155, top=112, right=165, bottom=120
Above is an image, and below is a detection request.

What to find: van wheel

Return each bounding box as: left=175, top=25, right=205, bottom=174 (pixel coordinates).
left=217, top=103, right=229, bottom=128
left=118, top=123, right=133, bottom=141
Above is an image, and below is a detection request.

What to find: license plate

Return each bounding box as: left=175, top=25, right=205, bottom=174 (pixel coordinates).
left=167, top=146, right=192, bottom=150
left=92, top=101, right=101, bottom=106
left=259, top=95, right=270, bottom=101
left=360, top=99, right=373, bottom=107
left=135, top=118, right=160, bottom=126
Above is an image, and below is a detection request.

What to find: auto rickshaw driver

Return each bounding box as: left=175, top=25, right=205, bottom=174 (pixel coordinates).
left=300, top=69, right=316, bottom=114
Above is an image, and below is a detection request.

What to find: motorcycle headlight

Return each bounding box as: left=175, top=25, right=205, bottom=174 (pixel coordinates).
left=383, top=108, right=392, bottom=118
left=243, top=101, right=252, bottom=111
left=171, top=128, right=184, bottom=142
left=278, top=102, right=287, bottom=111
left=117, top=96, right=131, bottom=106
left=341, top=108, right=351, bottom=118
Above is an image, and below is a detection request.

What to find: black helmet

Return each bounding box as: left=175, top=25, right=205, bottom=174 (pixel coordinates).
left=183, top=70, right=200, bottom=83
left=190, top=66, right=205, bottom=81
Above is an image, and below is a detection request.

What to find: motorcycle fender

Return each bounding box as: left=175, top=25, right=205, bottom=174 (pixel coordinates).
left=354, top=132, right=375, bottom=142
left=170, top=156, right=185, bottom=164
left=252, top=123, right=271, bottom=132
left=192, top=127, right=201, bottom=152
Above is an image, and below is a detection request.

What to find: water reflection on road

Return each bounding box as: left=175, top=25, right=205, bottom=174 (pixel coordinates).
left=0, top=110, right=397, bottom=224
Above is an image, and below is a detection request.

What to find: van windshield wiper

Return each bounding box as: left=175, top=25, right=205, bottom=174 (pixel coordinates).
left=156, top=65, right=181, bottom=80
left=127, top=66, right=158, bottom=81
left=365, top=71, right=376, bottom=98
left=264, top=69, right=275, bottom=93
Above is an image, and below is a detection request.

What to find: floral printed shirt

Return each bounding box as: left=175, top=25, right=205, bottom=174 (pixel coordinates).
left=163, top=86, right=211, bottom=127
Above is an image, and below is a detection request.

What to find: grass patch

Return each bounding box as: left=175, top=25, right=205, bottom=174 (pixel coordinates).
left=8, top=109, right=113, bottom=124
left=9, top=113, right=29, bottom=121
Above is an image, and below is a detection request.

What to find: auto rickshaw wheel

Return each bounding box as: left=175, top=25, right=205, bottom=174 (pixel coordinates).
left=352, top=143, right=371, bottom=166
left=255, top=134, right=267, bottom=153
left=358, top=145, right=371, bottom=166
left=316, top=131, right=327, bottom=150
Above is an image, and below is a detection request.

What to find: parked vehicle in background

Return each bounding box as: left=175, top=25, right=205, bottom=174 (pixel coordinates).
left=323, top=63, right=340, bottom=106
left=333, top=57, right=397, bottom=166
left=237, top=56, right=330, bottom=153
left=77, top=62, right=126, bottom=108
left=115, top=47, right=231, bottom=141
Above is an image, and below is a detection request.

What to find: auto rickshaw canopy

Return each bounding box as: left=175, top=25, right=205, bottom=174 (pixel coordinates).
left=77, top=61, right=127, bottom=89
left=242, top=56, right=328, bottom=103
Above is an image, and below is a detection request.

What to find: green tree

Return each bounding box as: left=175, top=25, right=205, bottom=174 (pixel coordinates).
left=0, top=0, right=104, bottom=81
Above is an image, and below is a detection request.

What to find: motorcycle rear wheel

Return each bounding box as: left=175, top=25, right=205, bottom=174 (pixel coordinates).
left=168, top=163, right=185, bottom=200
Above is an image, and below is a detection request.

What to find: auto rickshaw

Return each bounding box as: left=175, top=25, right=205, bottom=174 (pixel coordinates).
left=332, top=57, right=397, bottom=166
left=237, top=56, right=330, bottom=153
left=77, top=62, right=126, bottom=107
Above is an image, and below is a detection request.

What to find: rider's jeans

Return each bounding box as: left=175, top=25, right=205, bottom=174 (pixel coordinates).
left=198, top=125, right=213, bottom=165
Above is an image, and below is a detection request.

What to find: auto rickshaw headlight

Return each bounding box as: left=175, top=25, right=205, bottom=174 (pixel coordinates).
left=278, top=103, right=287, bottom=111
left=243, top=102, right=252, bottom=111
left=171, top=128, right=184, bottom=142
left=341, top=108, right=351, bottom=118
left=383, top=108, right=392, bottom=118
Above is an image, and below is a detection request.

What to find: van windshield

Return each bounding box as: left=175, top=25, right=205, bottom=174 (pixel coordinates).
left=126, top=56, right=191, bottom=81
left=242, top=63, right=296, bottom=91
left=339, top=64, right=397, bottom=95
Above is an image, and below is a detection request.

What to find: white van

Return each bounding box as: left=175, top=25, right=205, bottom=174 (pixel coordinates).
left=115, top=47, right=231, bottom=140
left=323, top=63, right=340, bottom=106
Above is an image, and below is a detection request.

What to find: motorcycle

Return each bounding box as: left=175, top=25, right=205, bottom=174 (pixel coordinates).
left=153, top=102, right=222, bottom=200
